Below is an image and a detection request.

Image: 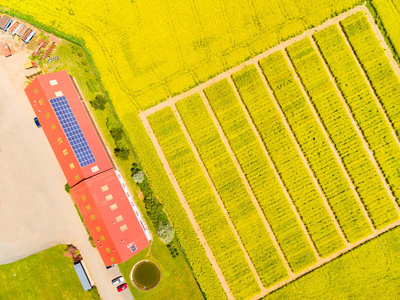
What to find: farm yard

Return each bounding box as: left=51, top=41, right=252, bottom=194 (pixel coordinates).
left=3, top=0, right=400, bottom=299
left=141, top=6, right=400, bottom=300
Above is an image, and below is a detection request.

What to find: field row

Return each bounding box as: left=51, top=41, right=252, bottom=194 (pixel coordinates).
left=144, top=10, right=400, bottom=300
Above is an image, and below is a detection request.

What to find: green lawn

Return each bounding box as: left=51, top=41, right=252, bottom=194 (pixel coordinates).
left=265, top=225, right=400, bottom=299
left=0, top=245, right=99, bottom=300
left=119, top=238, right=204, bottom=300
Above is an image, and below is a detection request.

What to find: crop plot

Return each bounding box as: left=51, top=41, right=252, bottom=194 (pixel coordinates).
left=140, top=5, right=400, bottom=300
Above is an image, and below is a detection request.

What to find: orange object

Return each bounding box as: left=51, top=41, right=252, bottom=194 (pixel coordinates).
left=0, top=43, right=11, bottom=57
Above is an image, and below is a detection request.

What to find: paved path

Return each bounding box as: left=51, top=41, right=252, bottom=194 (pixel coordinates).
left=0, top=48, right=132, bottom=300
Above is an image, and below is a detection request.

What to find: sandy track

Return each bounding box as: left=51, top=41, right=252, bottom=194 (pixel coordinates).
left=139, top=114, right=234, bottom=299
left=227, top=75, right=321, bottom=265
left=281, top=46, right=376, bottom=234
left=170, top=103, right=266, bottom=292
left=199, top=90, right=293, bottom=277
left=309, top=33, right=399, bottom=225
left=336, top=18, right=400, bottom=217
left=139, top=4, right=400, bottom=300
left=255, top=59, right=350, bottom=249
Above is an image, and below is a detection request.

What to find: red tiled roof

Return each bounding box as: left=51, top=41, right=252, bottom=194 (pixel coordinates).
left=21, top=28, right=33, bottom=41
left=24, top=71, right=113, bottom=187
left=0, top=15, right=11, bottom=29
left=0, top=43, right=11, bottom=57
left=8, top=21, right=19, bottom=33
left=71, top=169, right=149, bottom=266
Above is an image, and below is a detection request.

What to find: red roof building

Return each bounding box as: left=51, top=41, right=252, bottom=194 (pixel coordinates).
left=24, top=71, right=113, bottom=187
left=71, top=169, right=149, bottom=265
left=0, top=43, right=11, bottom=57
left=25, top=71, right=150, bottom=266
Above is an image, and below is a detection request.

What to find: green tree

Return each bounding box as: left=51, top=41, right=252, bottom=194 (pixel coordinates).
left=90, top=94, right=107, bottom=110
left=157, top=222, right=175, bottom=244
left=114, top=147, right=130, bottom=160
left=110, top=127, right=123, bottom=142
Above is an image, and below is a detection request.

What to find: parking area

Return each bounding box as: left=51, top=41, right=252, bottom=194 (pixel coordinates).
left=0, top=43, right=132, bottom=299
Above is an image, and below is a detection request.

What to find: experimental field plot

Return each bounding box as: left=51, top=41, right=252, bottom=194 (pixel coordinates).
left=140, top=6, right=400, bottom=300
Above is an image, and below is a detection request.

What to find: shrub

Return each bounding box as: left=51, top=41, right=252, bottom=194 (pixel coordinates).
left=90, top=94, right=107, bottom=110
left=86, top=79, right=100, bottom=92
left=167, top=243, right=180, bottom=258
left=65, top=182, right=70, bottom=193
left=110, top=127, right=123, bottom=142
left=157, top=221, right=175, bottom=244
left=114, top=147, right=130, bottom=160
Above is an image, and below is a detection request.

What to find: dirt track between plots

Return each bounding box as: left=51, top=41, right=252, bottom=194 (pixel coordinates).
left=139, top=5, right=400, bottom=300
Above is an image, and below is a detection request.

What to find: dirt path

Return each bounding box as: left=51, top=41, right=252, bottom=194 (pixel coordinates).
left=227, top=75, right=321, bottom=263
left=255, top=61, right=350, bottom=248
left=138, top=4, right=400, bottom=299
left=335, top=22, right=400, bottom=217
left=309, top=34, right=400, bottom=223
left=170, top=104, right=266, bottom=292
left=139, top=114, right=234, bottom=299
left=199, top=90, right=294, bottom=277
left=281, top=48, right=376, bottom=233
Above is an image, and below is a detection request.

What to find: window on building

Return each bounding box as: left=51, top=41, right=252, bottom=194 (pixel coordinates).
left=39, top=99, right=44, bottom=105
left=101, top=185, right=109, bottom=192
left=100, top=236, right=105, bottom=241
left=69, top=163, right=75, bottom=169
left=86, top=205, right=91, bottom=211
left=63, top=149, right=68, bottom=156
left=55, top=91, right=63, bottom=97
left=120, top=224, right=128, bottom=232
left=75, top=175, right=80, bottom=181
left=81, top=196, right=87, bottom=202
left=49, top=80, right=58, bottom=86
left=33, top=87, right=38, bottom=94
left=51, top=124, right=56, bottom=130
left=57, top=138, right=62, bottom=144
left=106, top=248, right=111, bottom=253
left=45, top=112, right=50, bottom=119
left=110, top=204, right=118, bottom=211
left=90, top=214, right=95, bottom=220
left=96, top=226, right=101, bottom=232
left=115, top=215, right=123, bottom=223
left=110, top=257, right=115, bottom=263
left=105, top=194, right=113, bottom=201
left=130, top=245, right=137, bottom=252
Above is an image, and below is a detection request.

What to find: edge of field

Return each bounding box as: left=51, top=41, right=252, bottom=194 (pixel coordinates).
left=3, top=1, right=400, bottom=299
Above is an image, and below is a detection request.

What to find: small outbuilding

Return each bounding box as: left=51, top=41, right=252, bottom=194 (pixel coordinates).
left=0, top=43, right=11, bottom=57
left=7, top=20, right=20, bottom=35
left=0, top=15, right=12, bottom=31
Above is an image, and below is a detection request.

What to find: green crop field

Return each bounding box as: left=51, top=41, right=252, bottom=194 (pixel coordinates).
left=4, top=0, right=400, bottom=299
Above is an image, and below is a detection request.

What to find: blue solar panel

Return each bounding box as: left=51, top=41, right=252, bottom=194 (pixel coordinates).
left=50, top=96, right=96, bottom=167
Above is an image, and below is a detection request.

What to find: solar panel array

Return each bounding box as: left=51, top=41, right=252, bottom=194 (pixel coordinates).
left=50, top=96, right=96, bottom=167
